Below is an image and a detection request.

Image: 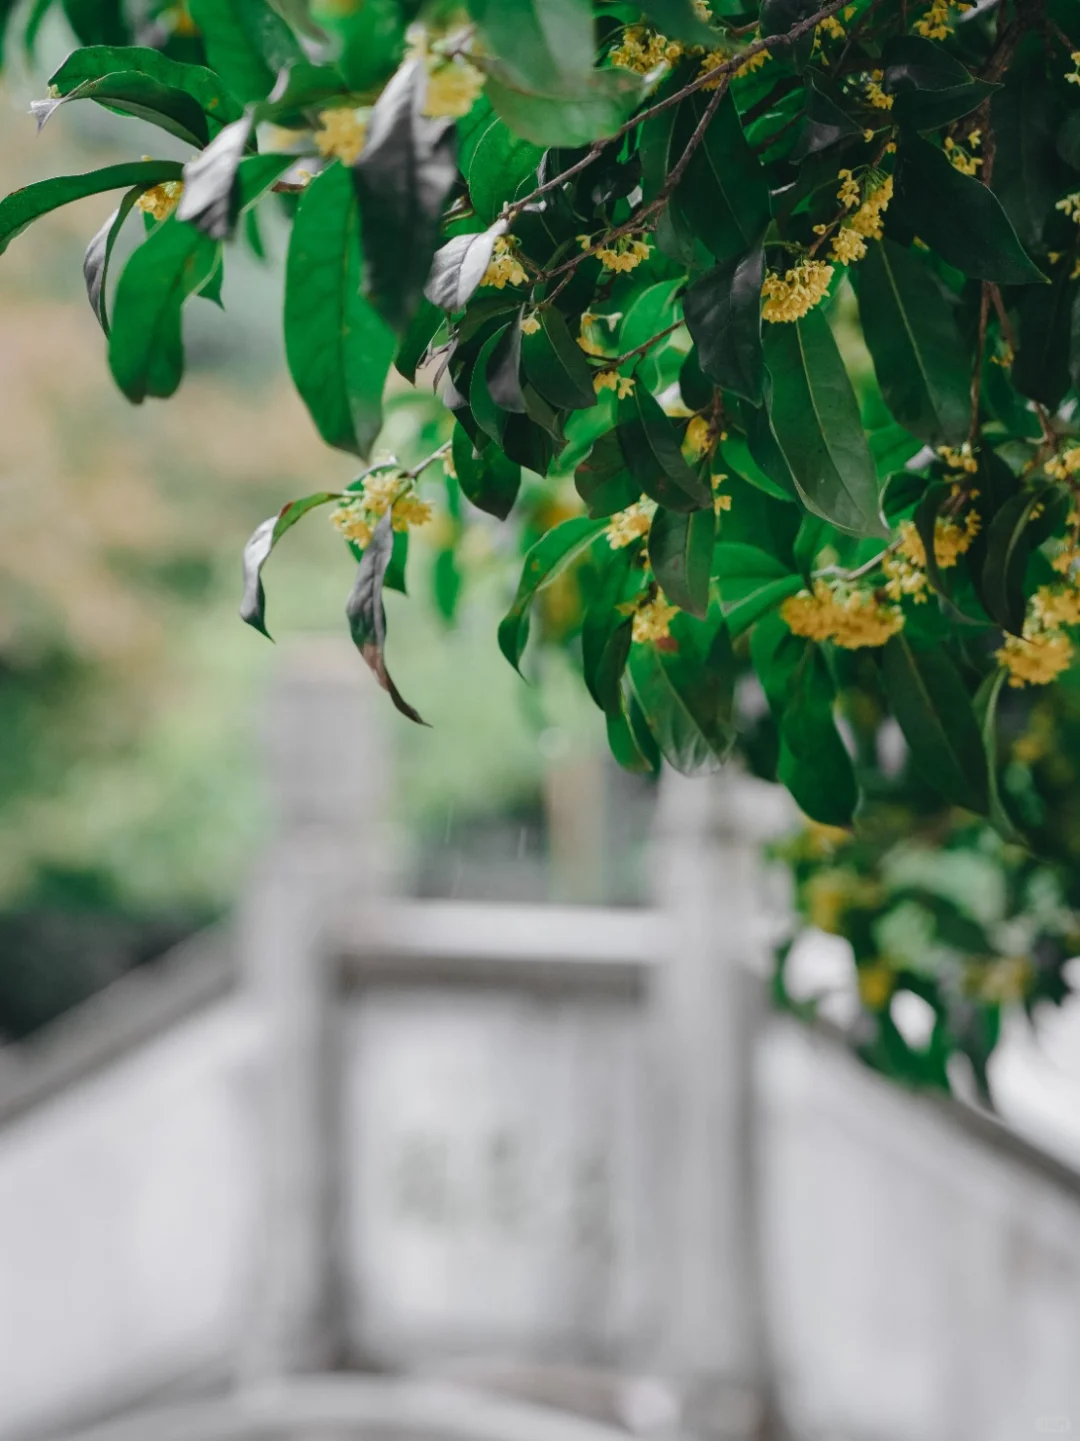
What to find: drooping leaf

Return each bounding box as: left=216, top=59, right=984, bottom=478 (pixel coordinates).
left=483, top=66, right=652, bottom=149
left=990, top=34, right=1064, bottom=256
left=672, top=90, right=771, bottom=265
left=893, top=134, right=1047, bottom=286
left=575, top=430, right=639, bottom=517
left=777, top=644, right=858, bottom=827
left=240, top=491, right=344, bottom=636
left=617, top=387, right=712, bottom=513
left=32, top=71, right=212, bottom=148
left=108, top=217, right=221, bottom=402
left=857, top=239, right=970, bottom=447
left=395, top=297, right=443, bottom=383
left=452, top=422, right=521, bottom=520
left=974, top=668, right=1025, bottom=845
left=980, top=484, right=1053, bottom=637
left=522, top=307, right=597, bottom=411
left=47, top=45, right=242, bottom=128
left=352, top=58, right=458, bottom=334
left=0, top=160, right=184, bottom=256
left=713, top=542, right=802, bottom=636
left=582, top=545, right=638, bottom=714
left=426, top=222, right=506, bottom=312
left=346, top=512, right=426, bottom=725
left=188, top=0, right=304, bottom=105
left=792, top=68, right=863, bottom=160
left=466, top=0, right=595, bottom=91
left=628, top=608, right=737, bottom=776
left=284, top=161, right=395, bottom=456
left=1012, top=266, right=1074, bottom=410
left=467, top=116, right=544, bottom=223
left=649, top=505, right=714, bottom=618
left=606, top=699, right=662, bottom=775
left=763, top=309, right=886, bottom=536
left=487, top=313, right=528, bottom=413
left=498, top=516, right=608, bottom=670
left=683, top=244, right=764, bottom=403
left=880, top=635, right=989, bottom=814
left=83, top=187, right=144, bottom=333
left=882, top=34, right=995, bottom=130
left=176, top=114, right=257, bottom=240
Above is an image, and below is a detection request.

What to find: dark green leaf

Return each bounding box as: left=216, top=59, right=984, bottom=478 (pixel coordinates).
left=617, top=387, right=712, bottom=513
left=673, top=90, right=771, bottom=265
left=683, top=245, right=764, bottom=403
left=981, top=484, right=1052, bottom=636
left=628, top=608, right=737, bottom=775
left=725, top=574, right=805, bottom=638
left=991, top=36, right=1064, bottom=256
left=857, top=239, right=970, bottom=447
left=649, top=505, right=714, bottom=617
left=582, top=546, right=637, bottom=714
left=466, top=0, right=594, bottom=91
left=759, top=0, right=817, bottom=73
left=793, top=68, right=863, bottom=159
left=498, top=516, right=607, bottom=669
left=83, top=187, right=143, bottom=333
left=637, top=0, right=716, bottom=43
left=713, top=541, right=802, bottom=636
left=893, top=134, right=1047, bottom=286
left=483, top=65, right=651, bottom=148
left=1012, top=267, right=1074, bottom=409
left=467, top=116, right=544, bottom=222
left=487, top=313, right=528, bottom=413
left=778, top=646, right=857, bottom=826
left=346, top=512, right=426, bottom=725
left=61, top=0, right=127, bottom=45
left=974, top=668, right=1025, bottom=844
left=575, top=430, right=639, bottom=517
left=522, top=307, right=597, bottom=411
left=882, top=34, right=995, bottom=130
left=452, top=422, right=521, bottom=519
left=108, top=217, right=220, bottom=402
left=284, top=161, right=395, bottom=456
left=426, top=223, right=505, bottom=312
left=395, top=298, right=443, bottom=383
left=470, top=324, right=511, bottom=444
left=731, top=411, right=799, bottom=502
left=880, top=634, right=989, bottom=813
left=763, top=309, right=886, bottom=536
left=188, top=0, right=303, bottom=105
left=256, top=60, right=348, bottom=124
left=0, top=160, right=184, bottom=257
left=240, top=491, right=343, bottom=637
left=353, top=58, right=458, bottom=334
left=33, top=72, right=212, bottom=148
left=48, top=45, right=242, bottom=127
left=606, top=699, right=662, bottom=775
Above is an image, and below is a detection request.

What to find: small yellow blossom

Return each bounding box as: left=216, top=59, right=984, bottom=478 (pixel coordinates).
left=594, top=370, right=635, bottom=399
left=607, top=502, right=653, bottom=549
left=865, top=80, right=893, bottom=110
left=633, top=594, right=679, bottom=643
left=1032, top=585, right=1080, bottom=630
left=521, top=314, right=541, bottom=336
left=481, top=235, right=527, bottom=289
left=361, top=472, right=400, bottom=516
left=333, top=502, right=374, bottom=548
left=998, top=630, right=1074, bottom=688
left=863, top=127, right=875, bottom=142
left=761, top=259, right=834, bottom=323
left=712, top=473, right=732, bottom=514
left=392, top=494, right=432, bottom=532
left=136, top=179, right=184, bottom=221
left=781, top=579, right=904, bottom=648
left=1046, top=446, right=1080, bottom=480
left=683, top=414, right=714, bottom=457
left=818, top=14, right=845, bottom=38
left=1057, top=193, right=1080, bottom=226
left=1067, top=52, right=1080, bottom=86
left=423, top=58, right=485, bottom=118
left=944, top=135, right=981, bottom=176
left=837, top=168, right=861, bottom=209
left=831, top=225, right=867, bottom=265
left=735, top=47, right=770, bottom=78
left=443, top=452, right=457, bottom=480
left=848, top=174, right=893, bottom=240
left=315, top=107, right=368, bottom=165
left=882, top=511, right=980, bottom=601
left=596, top=237, right=652, bottom=273
left=913, top=0, right=953, bottom=40
left=938, top=443, right=978, bottom=474
left=611, top=24, right=683, bottom=73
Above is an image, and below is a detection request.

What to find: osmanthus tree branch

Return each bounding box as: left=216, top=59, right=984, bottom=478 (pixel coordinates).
left=603, top=317, right=685, bottom=370
left=500, top=0, right=850, bottom=224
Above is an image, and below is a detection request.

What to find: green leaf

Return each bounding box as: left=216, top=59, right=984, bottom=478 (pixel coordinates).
left=857, top=239, right=971, bottom=447
left=426, top=223, right=505, bottom=313
left=467, top=116, right=544, bottom=223
left=893, top=134, right=1046, bottom=286
left=880, top=634, right=989, bottom=813
left=649, top=505, right=714, bottom=617
left=990, top=35, right=1064, bottom=256
left=882, top=34, right=995, bottom=130
left=483, top=65, right=651, bottom=149
left=759, top=0, right=816, bottom=73
left=395, top=297, right=443, bottom=383
left=498, top=516, right=607, bottom=669
left=353, top=58, right=458, bottom=335
left=777, top=645, right=857, bottom=827
left=582, top=546, right=637, bottom=714
left=188, top=0, right=303, bottom=105
left=83, top=187, right=144, bottom=334
left=346, top=512, right=426, bottom=725
left=637, top=0, right=717, bottom=43
left=176, top=115, right=271, bottom=241
left=980, top=484, right=1052, bottom=637
left=61, top=0, right=127, bottom=45
left=713, top=541, right=802, bottom=636
left=466, top=0, right=595, bottom=91
left=240, top=491, right=343, bottom=637
left=672, top=90, right=771, bottom=265
left=255, top=59, right=350, bottom=123
left=792, top=68, right=863, bottom=160
left=487, top=314, right=528, bottom=414
left=1012, top=266, right=1074, bottom=409
left=628, top=608, right=737, bottom=775
left=470, top=324, right=512, bottom=444
left=47, top=45, right=242, bottom=128
left=606, top=699, right=662, bottom=775
left=0, top=160, right=184, bottom=257
left=33, top=72, right=212, bottom=148
left=763, top=309, right=886, bottom=536
left=725, top=574, right=805, bottom=638
left=617, top=387, right=712, bottom=513
left=108, top=217, right=220, bottom=403
left=974, top=668, right=1025, bottom=844
left=725, top=422, right=798, bottom=502
left=522, top=307, right=597, bottom=411
left=319, top=0, right=405, bottom=92
left=575, top=430, right=639, bottom=517
left=284, top=162, right=395, bottom=457
left=683, top=245, right=764, bottom=403
left=452, top=423, right=521, bottom=520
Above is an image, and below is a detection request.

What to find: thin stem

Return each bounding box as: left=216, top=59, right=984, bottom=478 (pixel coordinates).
left=604, top=318, right=684, bottom=370
left=969, top=282, right=990, bottom=451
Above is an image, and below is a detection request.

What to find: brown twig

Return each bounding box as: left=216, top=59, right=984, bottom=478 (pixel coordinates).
left=969, top=282, right=991, bottom=451
left=604, top=318, right=685, bottom=370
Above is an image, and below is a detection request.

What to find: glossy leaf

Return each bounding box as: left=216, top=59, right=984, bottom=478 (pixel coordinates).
left=673, top=90, right=771, bottom=265
left=991, top=35, right=1064, bottom=255
left=466, top=0, right=594, bottom=91
left=793, top=68, right=863, bottom=159
left=575, top=431, right=639, bottom=518
left=346, top=512, right=426, bottom=725
left=426, top=222, right=506, bottom=312
left=467, top=116, right=544, bottom=223
left=778, top=645, right=858, bottom=827
left=882, top=34, right=995, bottom=130
left=628, top=608, right=737, bottom=776
left=683, top=245, right=764, bottom=403
left=857, top=239, right=970, bottom=447
left=522, top=307, right=597, bottom=411
left=713, top=542, right=802, bottom=637
left=1012, top=267, right=1074, bottom=410
left=981, top=484, right=1053, bottom=637
left=582, top=546, right=637, bottom=714
left=188, top=0, right=303, bottom=105
left=108, top=217, right=220, bottom=402
left=649, top=505, right=714, bottom=618
left=452, top=423, right=521, bottom=520
left=763, top=310, right=885, bottom=537
left=33, top=71, right=212, bottom=147
left=484, top=66, right=651, bottom=149
left=48, top=45, right=242, bottom=127
left=617, top=387, right=712, bottom=513
left=284, top=161, right=395, bottom=456
left=0, top=160, right=184, bottom=256
left=353, top=58, right=458, bottom=334
left=880, top=635, right=989, bottom=814
left=498, top=516, right=607, bottom=670
left=606, top=696, right=661, bottom=775
left=240, top=491, right=343, bottom=637
left=83, top=186, right=143, bottom=333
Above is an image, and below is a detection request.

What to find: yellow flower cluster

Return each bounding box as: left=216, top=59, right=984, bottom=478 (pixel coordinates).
left=848, top=174, right=893, bottom=241
left=1068, top=51, right=1080, bottom=87
left=333, top=502, right=374, bottom=549
left=1046, top=445, right=1080, bottom=480
left=333, top=473, right=432, bottom=548
left=596, top=237, right=652, bottom=273
left=761, top=259, right=834, bottom=323
left=818, top=14, right=845, bottom=39
left=837, top=169, right=861, bottom=209
left=882, top=511, right=980, bottom=601
left=315, top=107, right=368, bottom=165
left=831, top=225, right=867, bottom=265
left=865, top=79, right=893, bottom=110
left=611, top=24, right=684, bottom=73
left=1056, top=193, right=1080, bottom=226
left=424, top=58, right=485, bottom=118
left=633, top=594, right=679, bottom=643
left=781, top=579, right=904, bottom=649
left=712, top=473, right=732, bottom=514
left=594, top=370, right=635, bottom=398
left=392, top=494, right=433, bottom=532
left=520, top=314, right=541, bottom=336
left=481, top=236, right=527, bottom=289
left=607, top=501, right=654, bottom=549
left=136, top=179, right=184, bottom=221
left=683, top=414, right=715, bottom=457
left=997, top=630, right=1074, bottom=689
left=1032, top=585, right=1080, bottom=630
left=913, top=0, right=959, bottom=40
left=699, top=45, right=770, bottom=86
left=945, top=132, right=982, bottom=176
left=939, top=442, right=979, bottom=474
